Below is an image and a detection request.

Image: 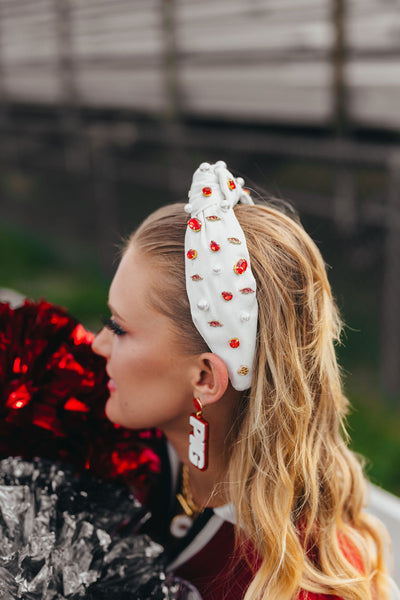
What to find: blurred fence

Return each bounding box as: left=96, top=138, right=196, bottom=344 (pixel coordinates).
left=1, top=118, right=400, bottom=395
left=0, top=0, right=399, bottom=396
left=0, top=0, right=399, bottom=128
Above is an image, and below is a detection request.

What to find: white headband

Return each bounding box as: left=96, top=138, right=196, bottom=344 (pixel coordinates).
left=184, top=161, right=258, bottom=391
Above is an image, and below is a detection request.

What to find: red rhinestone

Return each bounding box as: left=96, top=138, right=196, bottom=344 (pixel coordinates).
left=209, top=320, right=223, bottom=327
left=187, top=249, right=197, bottom=260
left=202, top=187, right=212, bottom=197
left=6, top=384, right=31, bottom=409
left=64, top=397, right=90, bottom=412
left=240, top=287, right=255, bottom=294
left=221, top=291, right=233, bottom=301
left=228, top=179, right=236, bottom=190
left=188, top=218, right=202, bottom=232
left=228, top=237, right=241, bottom=245
left=210, top=240, right=220, bottom=252
left=191, top=274, right=203, bottom=281
left=229, top=338, right=240, bottom=349
left=206, top=215, right=221, bottom=222
left=234, top=259, right=248, bottom=274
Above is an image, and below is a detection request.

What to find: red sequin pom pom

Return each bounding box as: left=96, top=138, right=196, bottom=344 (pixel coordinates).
left=0, top=299, right=162, bottom=504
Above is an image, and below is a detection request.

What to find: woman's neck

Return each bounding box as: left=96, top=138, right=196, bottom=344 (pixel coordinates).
left=164, top=391, right=239, bottom=509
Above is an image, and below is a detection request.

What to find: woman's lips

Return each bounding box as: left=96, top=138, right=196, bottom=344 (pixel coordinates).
left=107, top=379, right=117, bottom=393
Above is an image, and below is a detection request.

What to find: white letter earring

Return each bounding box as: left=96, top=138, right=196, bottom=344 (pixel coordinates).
left=188, top=398, right=209, bottom=471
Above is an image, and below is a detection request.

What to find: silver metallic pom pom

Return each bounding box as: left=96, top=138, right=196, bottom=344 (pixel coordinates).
left=215, top=160, right=227, bottom=168
left=236, top=177, right=245, bottom=186
left=199, top=162, right=211, bottom=171
left=240, top=311, right=250, bottom=322
left=184, top=203, right=193, bottom=214
left=212, top=265, right=222, bottom=274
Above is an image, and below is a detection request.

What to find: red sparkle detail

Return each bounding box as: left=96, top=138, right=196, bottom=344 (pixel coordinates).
left=187, top=249, right=198, bottom=260
left=210, top=240, right=220, bottom=252
left=229, top=338, right=240, bottom=349
left=234, top=258, right=248, bottom=274
left=64, top=397, right=90, bottom=412
left=32, top=412, right=59, bottom=432
left=221, top=291, right=233, bottom=301
left=13, top=357, right=28, bottom=374
left=206, top=215, right=221, bottom=222
left=228, top=179, right=236, bottom=190
left=202, top=187, right=212, bottom=197
left=191, top=274, right=203, bottom=281
left=209, top=320, right=223, bottom=327
left=50, top=314, right=70, bottom=329
left=72, top=324, right=94, bottom=345
left=58, top=352, right=85, bottom=375
left=240, top=287, right=255, bottom=294
left=188, top=218, right=202, bottom=232
left=6, top=384, right=32, bottom=409
left=110, top=447, right=160, bottom=477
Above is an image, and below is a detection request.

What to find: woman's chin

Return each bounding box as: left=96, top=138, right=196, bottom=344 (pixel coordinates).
left=104, top=396, right=122, bottom=425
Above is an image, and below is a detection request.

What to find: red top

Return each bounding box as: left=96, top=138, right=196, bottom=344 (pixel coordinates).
left=174, top=521, right=257, bottom=600
left=174, top=520, right=349, bottom=600
left=142, top=438, right=360, bottom=600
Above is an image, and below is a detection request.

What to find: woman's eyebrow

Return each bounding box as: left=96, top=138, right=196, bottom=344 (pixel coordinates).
left=107, top=303, right=126, bottom=322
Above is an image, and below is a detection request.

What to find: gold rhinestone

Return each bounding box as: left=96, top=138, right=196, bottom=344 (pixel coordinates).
left=237, top=365, right=249, bottom=376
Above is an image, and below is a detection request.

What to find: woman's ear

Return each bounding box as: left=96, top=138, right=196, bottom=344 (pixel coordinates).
left=191, top=352, right=229, bottom=407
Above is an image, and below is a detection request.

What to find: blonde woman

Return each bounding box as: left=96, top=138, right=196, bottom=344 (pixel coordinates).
left=93, top=161, right=392, bottom=600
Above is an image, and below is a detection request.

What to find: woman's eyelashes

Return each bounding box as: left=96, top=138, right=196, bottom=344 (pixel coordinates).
left=102, top=316, right=127, bottom=336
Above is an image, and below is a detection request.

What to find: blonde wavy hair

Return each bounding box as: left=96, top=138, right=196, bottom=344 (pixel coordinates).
left=131, top=200, right=391, bottom=600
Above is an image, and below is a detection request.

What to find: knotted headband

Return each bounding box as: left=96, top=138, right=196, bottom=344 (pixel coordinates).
left=184, top=161, right=258, bottom=391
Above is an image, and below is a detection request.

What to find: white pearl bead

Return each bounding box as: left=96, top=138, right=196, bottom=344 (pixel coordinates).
left=197, top=299, right=209, bottom=311
left=199, top=162, right=211, bottom=171
left=212, top=265, right=222, bottom=274
left=240, top=311, right=250, bottom=322
left=184, top=203, right=192, bottom=214
left=215, top=160, right=227, bottom=168
left=220, top=200, right=230, bottom=212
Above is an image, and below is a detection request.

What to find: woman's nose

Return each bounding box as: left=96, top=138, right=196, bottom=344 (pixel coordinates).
left=92, top=327, right=111, bottom=358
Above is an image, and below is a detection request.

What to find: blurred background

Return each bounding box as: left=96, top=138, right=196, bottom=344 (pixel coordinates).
left=0, top=0, right=399, bottom=510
